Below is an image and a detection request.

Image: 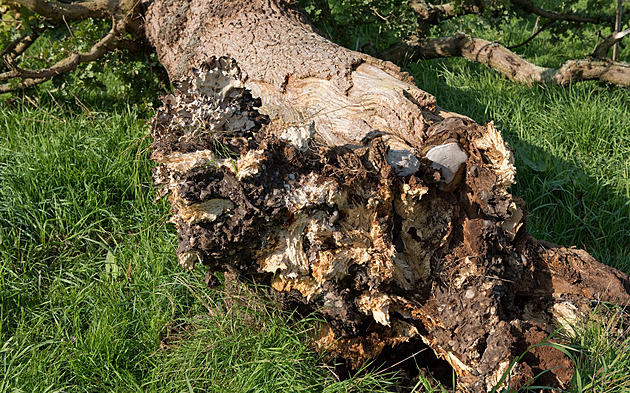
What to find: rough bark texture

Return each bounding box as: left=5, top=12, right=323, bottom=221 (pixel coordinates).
left=146, top=1, right=630, bottom=391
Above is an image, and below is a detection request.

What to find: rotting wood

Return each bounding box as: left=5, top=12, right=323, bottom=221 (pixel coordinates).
left=143, top=1, right=630, bottom=391
left=147, top=1, right=630, bottom=391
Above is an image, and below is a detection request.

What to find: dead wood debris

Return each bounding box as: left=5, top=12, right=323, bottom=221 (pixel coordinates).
left=151, top=57, right=630, bottom=392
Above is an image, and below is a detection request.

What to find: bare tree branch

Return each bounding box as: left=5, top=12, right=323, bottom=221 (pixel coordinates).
left=380, top=33, right=630, bottom=87
left=1, top=28, right=41, bottom=64
left=410, top=0, right=484, bottom=33
left=12, top=0, right=115, bottom=22
left=0, top=17, right=129, bottom=93
left=510, top=0, right=610, bottom=24
left=507, top=19, right=555, bottom=50
left=591, top=27, right=630, bottom=58
left=410, top=0, right=484, bottom=22
left=410, top=0, right=611, bottom=27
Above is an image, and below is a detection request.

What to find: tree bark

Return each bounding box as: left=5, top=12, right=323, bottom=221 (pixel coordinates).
left=145, top=1, right=630, bottom=391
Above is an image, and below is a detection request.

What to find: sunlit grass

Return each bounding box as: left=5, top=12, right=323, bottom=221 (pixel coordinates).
left=0, top=96, right=400, bottom=392
left=566, top=303, right=630, bottom=392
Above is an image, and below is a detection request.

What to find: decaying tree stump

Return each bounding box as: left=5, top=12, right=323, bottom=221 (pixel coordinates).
left=146, top=0, right=630, bottom=390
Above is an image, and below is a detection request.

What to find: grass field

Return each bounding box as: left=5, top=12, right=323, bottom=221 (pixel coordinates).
left=1, top=4, right=629, bottom=392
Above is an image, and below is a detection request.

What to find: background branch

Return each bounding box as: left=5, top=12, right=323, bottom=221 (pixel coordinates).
left=1, top=28, right=41, bottom=66
left=410, top=0, right=483, bottom=22
left=410, top=0, right=611, bottom=26
left=0, top=17, right=129, bottom=93
left=12, top=0, right=115, bottom=22
left=592, top=28, right=630, bottom=58
left=507, top=19, right=555, bottom=50
left=613, top=0, right=624, bottom=60
left=380, top=34, right=630, bottom=87
left=510, top=0, right=610, bottom=24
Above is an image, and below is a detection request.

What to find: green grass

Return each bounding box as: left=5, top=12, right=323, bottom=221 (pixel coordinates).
left=566, top=303, right=630, bottom=392
left=0, top=95, right=399, bottom=392
left=1, top=4, right=630, bottom=392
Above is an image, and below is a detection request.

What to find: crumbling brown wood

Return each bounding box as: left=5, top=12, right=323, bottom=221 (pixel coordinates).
left=145, top=2, right=630, bottom=392
left=145, top=1, right=630, bottom=391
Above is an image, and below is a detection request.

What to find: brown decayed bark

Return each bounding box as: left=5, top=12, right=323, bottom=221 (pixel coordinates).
left=146, top=1, right=630, bottom=391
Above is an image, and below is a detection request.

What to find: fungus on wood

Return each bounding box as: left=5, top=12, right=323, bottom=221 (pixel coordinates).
left=147, top=0, right=630, bottom=391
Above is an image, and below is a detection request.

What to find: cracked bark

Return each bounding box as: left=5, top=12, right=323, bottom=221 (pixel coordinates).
left=145, top=0, right=630, bottom=391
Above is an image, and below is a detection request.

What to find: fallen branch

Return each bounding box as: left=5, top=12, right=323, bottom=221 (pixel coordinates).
left=0, top=28, right=41, bottom=66
left=12, top=0, right=113, bottom=22
left=380, top=33, right=630, bottom=87
left=510, top=0, right=610, bottom=24
left=410, top=0, right=483, bottom=24
left=145, top=1, right=630, bottom=389
left=0, top=17, right=129, bottom=93
left=410, top=0, right=611, bottom=28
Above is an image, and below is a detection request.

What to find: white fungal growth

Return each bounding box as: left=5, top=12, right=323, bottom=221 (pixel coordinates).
left=425, top=142, right=468, bottom=185
left=280, top=122, right=315, bottom=151
left=194, top=66, right=243, bottom=101
left=160, top=59, right=256, bottom=142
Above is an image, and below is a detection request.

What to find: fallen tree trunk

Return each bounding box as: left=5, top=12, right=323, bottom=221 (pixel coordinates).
left=145, top=0, right=630, bottom=391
